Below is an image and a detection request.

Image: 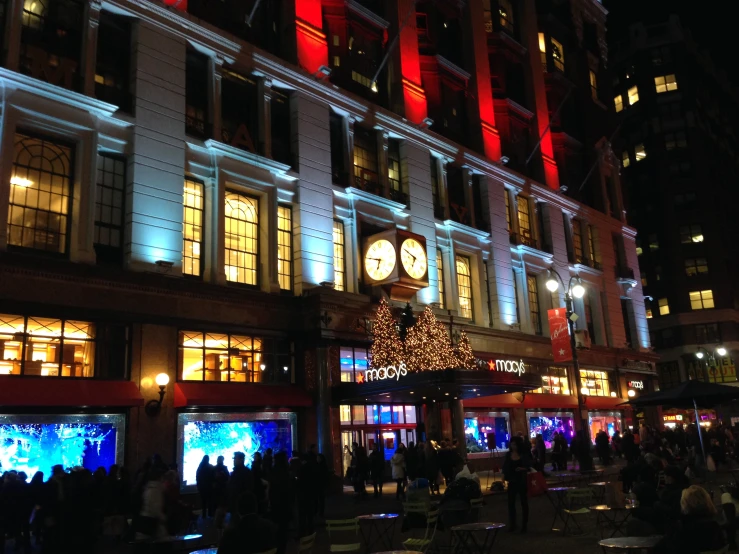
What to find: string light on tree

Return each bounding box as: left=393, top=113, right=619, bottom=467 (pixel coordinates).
left=369, top=299, right=405, bottom=370
left=454, top=329, right=477, bottom=370
left=404, top=306, right=457, bottom=372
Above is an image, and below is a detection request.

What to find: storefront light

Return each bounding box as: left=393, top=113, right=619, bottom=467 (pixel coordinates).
left=571, top=281, right=585, bottom=299
left=696, top=351, right=705, bottom=359
left=546, top=275, right=559, bottom=292
left=627, top=389, right=636, bottom=397
left=717, top=347, right=727, bottom=356
left=155, top=372, right=170, bottom=387
left=610, top=391, right=617, bottom=398
left=581, top=387, right=588, bottom=395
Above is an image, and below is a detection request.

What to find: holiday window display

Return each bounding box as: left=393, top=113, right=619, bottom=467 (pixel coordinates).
left=528, top=414, right=574, bottom=449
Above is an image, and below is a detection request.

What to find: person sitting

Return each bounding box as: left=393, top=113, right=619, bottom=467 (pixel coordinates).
left=218, top=492, right=278, bottom=554
left=656, top=485, right=726, bottom=554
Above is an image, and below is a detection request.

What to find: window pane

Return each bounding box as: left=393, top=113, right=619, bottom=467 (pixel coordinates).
left=579, top=369, right=610, bottom=396
left=333, top=221, right=346, bottom=291
left=404, top=405, right=417, bottom=424
left=340, top=405, right=351, bottom=424
left=340, top=347, right=355, bottom=382
left=437, top=249, right=445, bottom=309
left=277, top=205, right=292, bottom=291
left=0, top=314, right=24, bottom=375
left=354, top=348, right=368, bottom=383
left=183, top=178, right=204, bottom=276
left=527, top=275, right=541, bottom=335
left=456, top=255, right=473, bottom=319
left=94, top=154, right=125, bottom=263
left=224, top=191, right=259, bottom=285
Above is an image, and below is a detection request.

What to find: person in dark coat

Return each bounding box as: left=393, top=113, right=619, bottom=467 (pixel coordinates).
left=268, top=452, right=295, bottom=554
left=424, top=442, right=440, bottom=495
left=218, top=492, right=277, bottom=554
left=262, top=448, right=274, bottom=481
left=196, top=455, right=215, bottom=518
left=502, top=436, right=532, bottom=533
left=405, top=441, right=419, bottom=481
left=656, top=486, right=726, bottom=554
left=533, top=434, right=547, bottom=474
left=596, top=430, right=611, bottom=465
left=316, top=453, right=329, bottom=517
left=228, top=452, right=254, bottom=523
left=353, top=445, right=369, bottom=500
left=369, top=446, right=385, bottom=497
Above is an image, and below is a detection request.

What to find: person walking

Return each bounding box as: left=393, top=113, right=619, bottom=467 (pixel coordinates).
left=218, top=492, right=278, bottom=554
left=196, top=455, right=215, bottom=518
left=228, top=452, right=254, bottom=524
left=391, top=444, right=407, bottom=501
left=424, top=442, right=440, bottom=495
left=503, top=436, right=532, bottom=533
left=268, top=452, right=295, bottom=554
left=405, top=441, right=419, bottom=481
left=342, top=445, right=352, bottom=481
left=316, top=453, right=329, bottom=517
left=369, top=445, right=385, bottom=497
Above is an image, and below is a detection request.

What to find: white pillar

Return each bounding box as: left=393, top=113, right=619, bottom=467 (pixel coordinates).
left=82, top=0, right=102, bottom=97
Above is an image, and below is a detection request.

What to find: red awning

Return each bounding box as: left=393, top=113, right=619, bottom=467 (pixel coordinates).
left=462, top=393, right=627, bottom=411
left=0, top=377, right=144, bottom=407
left=174, top=382, right=313, bottom=408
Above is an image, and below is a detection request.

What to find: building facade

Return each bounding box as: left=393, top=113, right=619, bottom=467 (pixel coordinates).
left=0, top=0, right=654, bottom=479
left=610, top=12, right=739, bottom=397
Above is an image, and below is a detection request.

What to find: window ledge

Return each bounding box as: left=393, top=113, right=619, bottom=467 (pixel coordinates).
left=439, top=220, right=491, bottom=241
left=198, top=139, right=297, bottom=179
left=570, top=263, right=603, bottom=277
left=343, top=186, right=408, bottom=214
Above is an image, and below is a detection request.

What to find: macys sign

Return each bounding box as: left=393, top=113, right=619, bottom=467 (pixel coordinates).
left=628, top=380, right=644, bottom=390
left=366, top=362, right=408, bottom=382
left=485, top=358, right=527, bottom=377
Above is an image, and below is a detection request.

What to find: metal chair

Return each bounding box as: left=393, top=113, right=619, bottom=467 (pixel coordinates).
left=299, top=532, right=317, bottom=554
left=402, top=509, right=439, bottom=553
left=561, top=488, right=594, bottom=535
left=326, top=518, right=361, bottom=553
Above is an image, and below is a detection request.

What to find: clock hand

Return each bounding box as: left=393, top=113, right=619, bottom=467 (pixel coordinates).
left=402, top=248, right=416, bottom=262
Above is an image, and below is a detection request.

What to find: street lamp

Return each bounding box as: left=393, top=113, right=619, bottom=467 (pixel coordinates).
left=695, top=346, right=728, bottom=382
left=547, top=267, right=589, bottom=437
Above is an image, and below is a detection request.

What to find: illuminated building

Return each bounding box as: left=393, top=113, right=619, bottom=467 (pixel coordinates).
left=0, top=0, right=654, bottom=476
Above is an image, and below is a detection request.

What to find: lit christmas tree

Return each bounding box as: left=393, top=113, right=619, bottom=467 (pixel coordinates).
left=405, top=306, right=458, bottom=372
left=455, top=329, right=477, bottom=370
left=369, top=299, right=405, bottom=369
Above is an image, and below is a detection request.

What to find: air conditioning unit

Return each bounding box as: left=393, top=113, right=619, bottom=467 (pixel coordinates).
left=575, top=329, right=592, bottom=349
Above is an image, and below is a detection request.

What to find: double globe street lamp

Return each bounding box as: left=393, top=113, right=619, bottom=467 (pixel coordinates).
left=695, top=345, right=728, bottom=383
left=545, top=268, right=590, bottom=437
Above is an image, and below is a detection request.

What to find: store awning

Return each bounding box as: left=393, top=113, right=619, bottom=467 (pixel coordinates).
left=174, top=382, right=313, bottom=408
left=0, top=377, right=145, bottom=407
left=462, top=393, right=628, bottom=411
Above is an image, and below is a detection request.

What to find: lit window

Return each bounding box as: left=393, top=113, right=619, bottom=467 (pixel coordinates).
left=635, top=144, right=647, bottom=161
left=340, top=405, right=351, bottom=423
left=277, top=205, right=292, bottom=291
left=332, top=35, right=339, bottom=46
left=588, top=225, right=599, bottom=266
left=646, top=308, right=653, bottom=319
left=648, top=233, right=659, bottom=251
left=527, top=274, right=541, bottom=335
left=183, top=178, right=204, bottom=277
left=614, top=95, right=623, bottom=113
left=551, top=37, right=564, bottom=71
left=94, top=154, right=125, bottom=263
left=685, top=257, right=708, bottom=277
left=333, top=55, right=340, bottom=67
left=353, top=126, right=380, bottom=195
left=680, top=224, right=703, bottom=244
left=8, top=133, right=73, bottom=254
left=224, top=191, right=259, bottom=285
left=339, top=346, right=369, bottom=383
left=589, top=70, right=598, bottom=101
left=654, top=74, right=678, bottom=93
left=388, top=139, right=407, bottom=205
left=499, top=0, right=514, bottom=31
left=572, top=220, right=584, bottom=263
left=505, top=190, right=512, bottom=232
left=622, top=151, right=630, bottom=168
left=689, top=290, right=714, bottom=310
left=437, top=249, right=445, bottom=309
left=333, top=221, right=346, bottom=291
left=658, top=297, right=670, bottom=316
left=533, top=366, right=570, bottom=395
left=538, top=33, right=546, bottom=67
left=579, top=369, right=610, bottom=396
left=641, top=276, right=648, bottom=286
left=456, top=255, right=473, bottom=319
left=517, top=195, right=533, bottom=245
left=628, top=85, right=639, bottom=105
left=635, top=240, right=643, bottom=256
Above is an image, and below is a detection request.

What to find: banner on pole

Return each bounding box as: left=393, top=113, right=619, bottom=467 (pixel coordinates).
left=548, top=308, right=573, bottom=362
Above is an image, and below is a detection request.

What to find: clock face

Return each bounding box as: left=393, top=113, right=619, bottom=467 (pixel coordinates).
left=400, top=238, right=427, bottom=279
left=365, top=239, right=396, bottom=281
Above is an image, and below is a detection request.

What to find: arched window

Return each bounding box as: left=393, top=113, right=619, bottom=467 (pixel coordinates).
left=456, top=255, right=473, bottom=319
left=8, top=133, right=73, bottom=254
left=224, top=191, right=258, bottom=285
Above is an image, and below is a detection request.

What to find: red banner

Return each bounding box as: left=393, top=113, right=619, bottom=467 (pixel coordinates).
left=548, top=308, right=572, bottom=362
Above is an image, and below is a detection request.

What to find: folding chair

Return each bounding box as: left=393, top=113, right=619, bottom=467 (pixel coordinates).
left=326, top=518, right=361, bottom=553
left=561, top=488, right=594, bottom=535
left=299, top=532, right=317, bottom=554
left=402, top=509, right=439, bottom=553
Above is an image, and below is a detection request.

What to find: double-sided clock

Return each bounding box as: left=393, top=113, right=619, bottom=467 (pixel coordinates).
left=363, top=229, right=429, bottom=301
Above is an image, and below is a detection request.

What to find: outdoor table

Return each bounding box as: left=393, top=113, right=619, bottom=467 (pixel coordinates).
left=134, top=533, right=203, bottom=554
left=580, top=469, right=605, bottom=483
left=450, top=522, right=505, bottom=554
left=590, top=505, right=636, bottom=538
left=599, top=535, right=663, bottom=553
left=589, top=482, right=609, bottom=501
left=358, top=513, right=399, bottom=552
left=188, top=549, right=216, bottom=554
left=546, top=486, right=577, bottom=531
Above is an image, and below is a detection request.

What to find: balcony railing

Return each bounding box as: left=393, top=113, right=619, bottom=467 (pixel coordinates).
left=509, top=232, right=538, bottom=249
left=389, top=188, right=409, bottom=206
left=354, top=170, right=382, bottom=197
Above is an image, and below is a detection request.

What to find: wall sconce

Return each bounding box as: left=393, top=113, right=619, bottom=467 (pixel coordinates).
left=627, top=389, right=636, bottom=398
left=610, top=391, right=617, bottom=398
left=145, top=372, right=170, bottom=416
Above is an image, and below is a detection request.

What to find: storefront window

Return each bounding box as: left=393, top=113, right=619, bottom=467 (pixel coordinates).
left=352, top=405, right=365, bottom=424
left=339, top=346, right=369, bottom=382
left=0, top=314, right=98, bottom=377
left=580, top=369, right=610, bottom=396
left=589, top=411, right=622, bottom=443
left=340, top=404, right=418, bottom=461
left=340, top=405, right=351, bottom=423
left=528, top=411, right=574, bottom=448
left=533, top=366, right=570, bottom=395
left=179, top=331, right=291, bottom=383
left=464, top=411, right=510, bottom=452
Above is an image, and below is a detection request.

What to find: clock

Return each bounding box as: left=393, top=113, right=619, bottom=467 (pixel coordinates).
left=400, top=238, right=427, bottom=280
left=364, top=239, right=396, bottom=281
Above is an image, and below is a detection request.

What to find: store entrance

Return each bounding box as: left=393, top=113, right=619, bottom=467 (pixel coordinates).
left=341, top=428, right=417, bottom=461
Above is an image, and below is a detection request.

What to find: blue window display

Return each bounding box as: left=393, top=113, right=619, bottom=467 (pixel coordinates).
left=528, top=413, right=574, bottom=449
left=177, top=412, right=296, bottom=489
left=0, top=414, right=124, bottom=477
left=464, top=412, right=510, bottom=452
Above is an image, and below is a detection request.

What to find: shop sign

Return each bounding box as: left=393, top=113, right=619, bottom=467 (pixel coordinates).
left=627, top=380, right=644, bottom=390
left=366, top=362, right=408, bottom=382
left=485, top=358, right=527, bottom=377
left=547, top=309, right=573, bottom=363
left=663, top=414, right=683, bottom=422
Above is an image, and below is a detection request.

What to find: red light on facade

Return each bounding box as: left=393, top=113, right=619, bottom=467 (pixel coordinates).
left=162, top=0, right=187, bottom=10
left=295, top=17, right=328, bottom=75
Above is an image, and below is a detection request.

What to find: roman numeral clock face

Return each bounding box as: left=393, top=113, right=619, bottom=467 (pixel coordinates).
left=400, top=238, right=427, bottom=279
left=364, top=239, right=396, bottom=281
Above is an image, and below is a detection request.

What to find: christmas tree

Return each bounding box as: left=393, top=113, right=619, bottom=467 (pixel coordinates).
left=455, top=329, right=477, bottom=370
left=369, top=299, right=405, bottom=369
left=405, top=306, right=458, bottom=372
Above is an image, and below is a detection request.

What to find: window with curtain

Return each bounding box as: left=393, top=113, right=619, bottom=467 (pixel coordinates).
left=527, top=274, right=541, bottom=335
left=456, top=255, right=473, bottom=319
left=224, top=191, right=259, bottom=285
left=388, top=139, right=407, bottom=205
left=183, top=178, right=204, bottom=277
left=333, top=221, right=346, bottom=291
left=437, top=249, right=445, bottom=309
left=8, top=133, right=73, bottom=254
left=94, top=154, right=125, bottom=265
left=572, top=220, right=584, bottom=263
left=589, top=70, right=597, bottom=101
left=277, top=206, right=292, bottom=291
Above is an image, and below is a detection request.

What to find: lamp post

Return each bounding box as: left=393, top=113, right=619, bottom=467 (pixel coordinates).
left=546, top=268, right=589, bottom=438
left=695, top=346, right=728, bottom=383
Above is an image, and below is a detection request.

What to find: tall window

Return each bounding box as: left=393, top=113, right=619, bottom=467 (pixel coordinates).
left=95, top=11, right=131, bottom=111
left=505, top=190, right=512, bottom=232
left=622, top=151, right=630, bottom=168
left=584, top=294, right=596, bottom=341
left=94, top=154, right=125, bottom=264
left=330, top=112, right=346, bottom=185
left=498, top=0, right=514, bottom=32
left=658, top=361, right=681, bottom=390
left=587, top=225, right=599, bottom=267
left=572, top=220, right=584, bottom=263
left=277, top=206, right=292, bottom=291
left=430, top=155, right=443, bottom=219
left=339, top=347, right=369, bottom=383
left=456, top=255, right=473, bottom=319
left=224, top=191, right=259, bottom=285
left=689, top=290, right=714, bottom=310
left=437, top=249, right=445, bottom=309
left=635, top=144, right=647, bottom=161
left=271, top=87, right=293, bottom=167
left=580, top=369, right=610, bottom=396
left=550, top=37, right=564, bottom=71
left=589, top=70, right=598, bottom=101
left=221, top=69, right=259, bottom=153
left=680, top=224, right=704, bottom=243
left=183, top=178, right=204, bottom=277
left=695, top=323, right=721, bottom=344
left=658, top=297, right=670, bottom=315
left=654, top=74, right=678, bottom=93
left=527, top=274, right=541, bottom=335
left=513, top=270, right=520, bottom=324
left=333, top=221, right=346, bottom=291
left=517, top=195, right=533, bottom=245
left=353, top=126, right=380, bottom=195
left=685, top=257, right=708, bottom=276
left=538, top=33, right=546, bottom=68
left=533, top=366, right=570, bottom=395
left=614, top=95, right=623, bottom=113
left=185, top=49, right=209, bottom=139
left=628, top=86, right=639, bottom=105
left=8, top=133, right=73, bottom=254
left=388, top=139, right=407, bottom=205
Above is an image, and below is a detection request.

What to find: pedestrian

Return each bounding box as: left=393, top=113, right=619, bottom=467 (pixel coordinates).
left=342, top=445, right=352, bottom=480
left=196, top=455, right=215, bottom=518
left=218, top=492, right=278, bottom=554
left=391, top=443, right=407, bottom=501
left=316, top=453, right=329, bottom=517
left=503, top=436, right=532, bottom=533
left=228, top=452, right=254, bottom=524
left=533, top=434, right=547, bottom=474
left=268, top=452, right=295, bottom=554
left=353, top=444, right=369, bottom=500
left=369, top=445, right=385, bottom=497
left=424, top=442, right=440, bottom=495
left=405, top=441, right=419, bottom=481
left=135, top=467, right=167, bottom=541
left=296, top=453, right=318, bottom=535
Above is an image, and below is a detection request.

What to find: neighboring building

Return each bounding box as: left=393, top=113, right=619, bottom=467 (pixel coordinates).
left=0, top=0, right=654, bottom=479
left=610, top=13, right=739, bottom=392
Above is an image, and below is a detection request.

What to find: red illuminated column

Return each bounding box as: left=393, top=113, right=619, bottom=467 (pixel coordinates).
left=295, top=0, right=328, bottom=75
left=522, top=0, right=559, bottom=190
left=394, top=0, right=427, bottom=123
left=466, top=0, right=501, bottom=161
